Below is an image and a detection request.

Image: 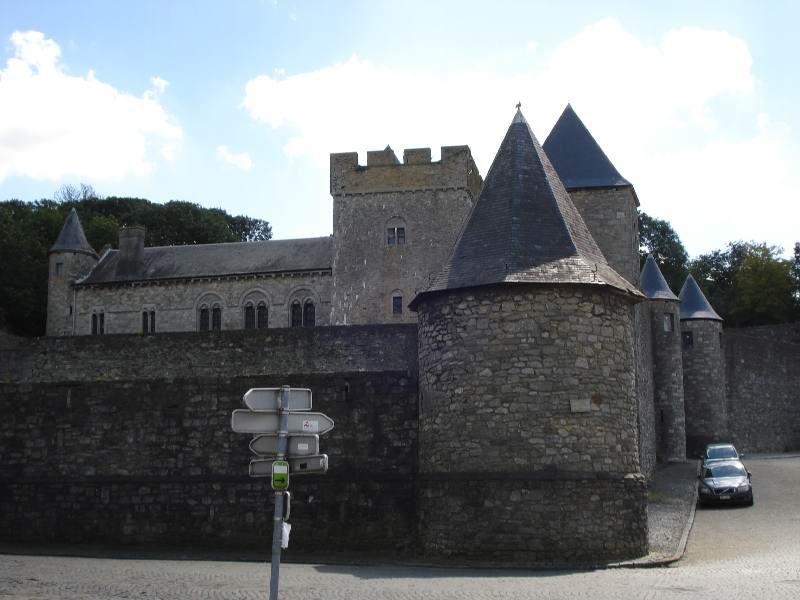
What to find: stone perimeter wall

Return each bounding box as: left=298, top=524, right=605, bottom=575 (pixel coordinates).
left=0, top=326, right=419, bottom=555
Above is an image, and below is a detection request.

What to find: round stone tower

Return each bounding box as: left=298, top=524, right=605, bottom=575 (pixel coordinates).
left=46, top=209, right=98, bottom=336
left=679, top=274, right=725, bottom=456
left=640, top=256, right=686, bottom=462
left=410, top=109, right=648, bottom=564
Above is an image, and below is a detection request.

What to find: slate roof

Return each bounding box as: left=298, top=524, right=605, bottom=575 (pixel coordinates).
left=640, top=255, right=679, bottom=301
left=410, top=109, right=642, bottom=309
left=49, top=208, right=98, bottom=257
left=542, top=104, right=632, bottom=191
left=679, top=275, right=722, bottom=321
left=79, top=236, right=333, bottom=285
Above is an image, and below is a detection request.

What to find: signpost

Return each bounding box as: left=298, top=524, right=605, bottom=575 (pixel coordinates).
left=230, top=385, right=334, bottom=600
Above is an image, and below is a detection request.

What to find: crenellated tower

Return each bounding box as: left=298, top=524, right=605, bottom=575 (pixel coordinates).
left=679, top=274, right=726, bottom=456
left=329, top=145, right=482, bottom=325
left=46, top=209, right=98, bottom=336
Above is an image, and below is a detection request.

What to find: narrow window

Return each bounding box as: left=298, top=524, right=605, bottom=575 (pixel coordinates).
left=682, top=331, right=693, bottom=350
left=719, top=331, right=723, bottom=348
left=142, top=311, right=149, bottom=334
left=663, top=313, right=674, bottom=332
left=199, top=307, right=210, bottom=332
left=244, top=303, right=255, bottom=330
left=91, top=313, right=98, bottom=335
left=212, top=306, right=222, bottom=331
left=387, top=228, right=396, bottom=246
left=392, top=295, right=403, bottom=315
left=303, top=301, right=315, bottom=327
left=69, top=305, right=73, bottom=316
left=55, top=262, right=63, bottom=276
left=290, top=301, right=302, bottom=328
left=99, top=313, right=104, bottom=335
left=396, top=227, right=405, bottom=245
left=150, top=311, right=155, bottom=333
left=257, top=302, right=268, bottom=329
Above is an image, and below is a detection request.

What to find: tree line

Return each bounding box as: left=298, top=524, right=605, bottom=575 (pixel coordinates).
left=0, top=185, right=272, bottom=336
left=639, top=211, right=800, bottom=327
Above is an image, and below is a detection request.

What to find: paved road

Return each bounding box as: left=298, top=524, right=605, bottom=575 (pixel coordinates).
left=1, top=457, right=799, bottom=599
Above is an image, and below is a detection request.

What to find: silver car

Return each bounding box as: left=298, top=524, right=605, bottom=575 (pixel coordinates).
left=698, top=459, right=754, bottom=507
left=701, top=443, right=741, bottom=464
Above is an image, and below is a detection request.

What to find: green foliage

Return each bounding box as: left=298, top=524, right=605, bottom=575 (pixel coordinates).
left=0, top=191, right=272, bottom=336
left=638, top=210, right=689, bottom=293
left=690, top=242, right=794, bottom=327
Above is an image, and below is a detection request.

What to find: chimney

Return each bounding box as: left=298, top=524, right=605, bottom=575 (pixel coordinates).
left=117, top=226, right=145, bottom=277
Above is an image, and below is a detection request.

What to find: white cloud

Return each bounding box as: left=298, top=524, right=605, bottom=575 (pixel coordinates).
left=150, top=76, right=169, bottom=95
left=216, top=145, right=253, bottom=170
left=242, top=18, right=798, bottom=257
left=0, top=31, right=182, bottom=182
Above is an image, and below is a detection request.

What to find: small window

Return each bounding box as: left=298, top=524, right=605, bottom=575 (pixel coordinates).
left=397, top=227, right=405, bottom=245
left=212, top=306, right=222, bottom=331
left=387, top=226, right=406, bottom=246
left=387, top=228, right=396, bottom=246
left=91, top=312, right=105, bottom=335
left=244, top=303, right=256, bottom=330
left=55, top=262, right=63, bottom=276
left=291, top=301, right=302, bottom=328
left=719, top=331, right=723, bottom=348
left=303, top=301, right=315, bottom=328
left=150, top=311, right=155, bottom=333
left=142, top=311, right=149, bottom=334
left=257, top=302, right=268, bottom=329
left=663, top=313, right=674, bottom=332
left=392, top=295, right=403, bottom=315
left=199, top=307, right=210, bottom=332
left=91, top=313, right=98, bottom=335
left=682, top=331, right=693, bottom=350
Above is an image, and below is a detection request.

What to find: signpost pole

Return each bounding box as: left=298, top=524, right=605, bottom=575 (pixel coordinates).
left=268, top=386, right=290, bottom=600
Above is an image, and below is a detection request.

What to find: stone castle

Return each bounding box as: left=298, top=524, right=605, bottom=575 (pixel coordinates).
left=2, top=106, right=797, bottom=564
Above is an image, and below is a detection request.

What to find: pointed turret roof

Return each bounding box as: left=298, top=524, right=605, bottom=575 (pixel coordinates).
left=679, top=275, right=722, bottom=321
left=410, top=109, right=642, bottom=309
left=640, top=255, right=679, bottom=301
left=49, top=208, right=97, bottom=257
left=542, top=104, right=631, bottom=191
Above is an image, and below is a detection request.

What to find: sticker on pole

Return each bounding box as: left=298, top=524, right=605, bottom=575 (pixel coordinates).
left=302, top=419, right=319, bottom=433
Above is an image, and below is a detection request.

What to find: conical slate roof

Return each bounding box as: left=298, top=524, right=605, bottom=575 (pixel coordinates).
left=49, top=208, right=97, bottom=257
left=542, top=104, right=631, bottom=190
left=679, top=275, right=722, bottom=321
left=410, top=109, right=642, bottom=309
left=640, top=255, right=679, bottom=301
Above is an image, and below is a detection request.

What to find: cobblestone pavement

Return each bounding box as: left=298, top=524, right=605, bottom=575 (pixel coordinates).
left=1, top=457, right=798, bottom=599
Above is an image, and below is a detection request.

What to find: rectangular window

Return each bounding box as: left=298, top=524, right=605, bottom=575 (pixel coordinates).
left=211, top=307, right=222, bottom=331
left=682, top=331, right=693, bottom=350
left=663, top=313, right=674, bottom=332
left=55, top=262, right=63, bottom=276
left=91, top=313, right=98, bottom=335
left=387, top=228, right=396, bottom=245
left=142, top=311, right=149, bottom=334
left=392, top=296, right=403, bottom=315
left=244, top=305, right=255, bottom=330
left=99, top=313, right=104, bottom=335
left=396, top=227, right=405, bottom=245
left=150, top=311, right=155, bottom=333
left=199, top=308, right=210, bottom=332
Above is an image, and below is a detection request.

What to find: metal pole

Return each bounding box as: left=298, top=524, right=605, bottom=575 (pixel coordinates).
left=269, top=385, right=290, bottom=600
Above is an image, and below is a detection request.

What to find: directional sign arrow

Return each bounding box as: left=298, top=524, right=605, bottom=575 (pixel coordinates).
left=243, top=388, right=312, bottom=411
left=250, top=434, right=320, bottom=457
left=231, top=410, right=335, bottom=435
left=249, top=455, right=329, bottom=477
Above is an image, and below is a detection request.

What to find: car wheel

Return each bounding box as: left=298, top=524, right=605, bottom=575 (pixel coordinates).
left=746, top=494, right=754, bottom=507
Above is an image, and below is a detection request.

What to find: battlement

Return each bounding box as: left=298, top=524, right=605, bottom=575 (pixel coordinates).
left=330, top=145, right=482, bottom=197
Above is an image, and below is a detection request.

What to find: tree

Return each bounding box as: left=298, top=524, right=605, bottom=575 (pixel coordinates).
left=638, top=210, right=689, bottom=293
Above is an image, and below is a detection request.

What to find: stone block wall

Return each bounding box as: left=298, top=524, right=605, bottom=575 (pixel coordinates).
left=634, top=302, right=656, bottom=479
left=0, top=326, right=420, bottom=554
left=415, top=285, right=647, bottom=562
left=725, top=324, right=800, bottom=453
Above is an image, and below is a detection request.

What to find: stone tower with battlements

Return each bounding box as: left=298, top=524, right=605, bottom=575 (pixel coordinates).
left=46, top=208, right=98, bottom=336
left=680, top=274, right=726, bottom=456
left=411, top=109, right=648, bottom=563
left=329, top=145, right=482, bottom=325
left=543, top=104, right=656, bottom=478
left=641, top=255, right=686, bottom=462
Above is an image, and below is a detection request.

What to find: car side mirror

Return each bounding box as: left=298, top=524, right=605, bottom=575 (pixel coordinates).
left=747, top=471, right=752, bottom=479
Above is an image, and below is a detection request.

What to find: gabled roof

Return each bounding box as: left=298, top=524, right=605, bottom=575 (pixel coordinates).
left=679, top=274, right=722, bottom=321
left=79, top=236, right=333, bottom=285
left=410, top=109, right=642, bottom=309
left=640, top=255, right=679, bottom=301
left=49, top=208, right=98, bottom=257
left=542, top=104, right=631, bottom=190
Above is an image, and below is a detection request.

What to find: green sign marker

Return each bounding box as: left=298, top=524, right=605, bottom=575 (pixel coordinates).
left=271, top=460, right=289, bottom=490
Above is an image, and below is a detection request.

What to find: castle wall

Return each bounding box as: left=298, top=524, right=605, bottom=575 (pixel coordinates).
left=70, top=272, right=331, bottom=335
left=0, top=326, right=420, bottom=554
left=47, top=251, right=97, bottom=336
left=415, top=286, right=647, bottom=562
left=634, top=302, right=656, bottom=479
left=681, top=319, right=726, bottom=456
left=330, top=147, right=480, bottom=326
left=649, top=299, right=686, bottom=462
left=725, top=324, right=800, bottom=453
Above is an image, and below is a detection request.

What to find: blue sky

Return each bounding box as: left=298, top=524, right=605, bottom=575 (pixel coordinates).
left=1, top=0, right=798, bottom=258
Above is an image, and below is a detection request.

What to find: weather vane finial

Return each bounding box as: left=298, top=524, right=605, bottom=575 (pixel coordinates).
left=516, top=101, right=522, bottom=110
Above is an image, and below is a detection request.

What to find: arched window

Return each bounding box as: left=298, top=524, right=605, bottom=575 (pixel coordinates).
left=303, top=301, right=315, bottom=328
left=199, top=305, right=210, bottom=332
left=257, top=302, right=268, bottom=329
left=291, top=301, right=303, bottom=328
left=91, top=310, right=105, bottom=335
left=212, top=305, right=222, bottom=331
left=244, top=302, right=256, bottom=330
left=142, top=309, right=156, bottom=334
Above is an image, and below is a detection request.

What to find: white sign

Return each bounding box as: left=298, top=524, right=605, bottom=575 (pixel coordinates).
left=249, top=434, right=320, bottom=457
left=249, top=455, right=329, bottom=477
left=231, top=410, right=335, bottom=435
left=243, top=388, right=312, bottom=411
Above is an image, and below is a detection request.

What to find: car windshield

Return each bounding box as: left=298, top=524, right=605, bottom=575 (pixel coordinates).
left=707, top=446, right=737, bottom=459
left=705, top=464, right=746, bottom=478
